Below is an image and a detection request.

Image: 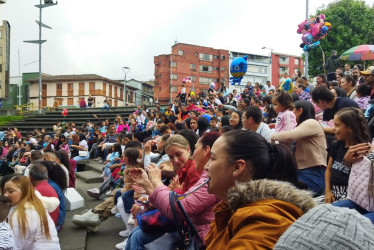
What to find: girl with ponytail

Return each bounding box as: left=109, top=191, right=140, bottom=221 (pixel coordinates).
left=204, top=130, right=316, bottom=249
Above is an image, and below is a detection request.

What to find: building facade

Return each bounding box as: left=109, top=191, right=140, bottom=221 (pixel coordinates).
left=272, top=53, right=304, bottom=86
left=0, top=20, right=10, bottom=100
left=154, top=43, right=229, bottom=104
left=122, top=79, right=154, bottom=106
left=27, top=74, right=138, bottom=109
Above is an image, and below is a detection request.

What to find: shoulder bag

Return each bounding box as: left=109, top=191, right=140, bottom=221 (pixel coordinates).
left=347, top=156, right=374, bottom=212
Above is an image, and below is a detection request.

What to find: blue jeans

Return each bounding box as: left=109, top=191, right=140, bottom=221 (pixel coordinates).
left=102, top=105, right=109, bottom=111
left=122, top=190, right=135, bottom=213
left=72, top=152, right=90, bottom=162
left=125, top=226, right=167, bottom=250
left=297, top=166, right=325, bottom=197
left=333, top=199, right=374, bottom=223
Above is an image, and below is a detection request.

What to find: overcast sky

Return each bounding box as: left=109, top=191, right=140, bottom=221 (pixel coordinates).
left=2, top=0, right=374, bottom=81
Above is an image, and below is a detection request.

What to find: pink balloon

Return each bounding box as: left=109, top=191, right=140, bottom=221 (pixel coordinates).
left=311, top=23, right=321, bottom=37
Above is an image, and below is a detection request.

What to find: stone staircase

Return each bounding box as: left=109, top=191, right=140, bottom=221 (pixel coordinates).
left=0, top=106, right=159, bottom=135
left=75, top=159, right=105, bottom=183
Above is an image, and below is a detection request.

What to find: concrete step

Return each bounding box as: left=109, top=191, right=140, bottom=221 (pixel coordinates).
left=85, top=160, right=104, bottom=173
left=75, top=170, right=103, bottom=183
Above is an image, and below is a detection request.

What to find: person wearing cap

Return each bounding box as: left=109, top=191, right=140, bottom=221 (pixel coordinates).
left=360, top=66, right=374, bottom=91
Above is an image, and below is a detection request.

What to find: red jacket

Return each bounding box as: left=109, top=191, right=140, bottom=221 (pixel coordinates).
left=176, top=159, right=201, bottom=194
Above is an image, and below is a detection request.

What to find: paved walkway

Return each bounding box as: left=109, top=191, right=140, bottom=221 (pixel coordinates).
left=59, top=177, right=124, bottom=250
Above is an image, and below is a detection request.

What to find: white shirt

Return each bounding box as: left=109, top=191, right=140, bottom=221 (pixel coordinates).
left=181, top=87, right=186, bottom=94
left=8, top=204, right=60, bottom=250
left=79, top=140, right=88, bottom=150
left=256, top=122, right=275, bottom=143
left=264, top=84, right=275, bottom=94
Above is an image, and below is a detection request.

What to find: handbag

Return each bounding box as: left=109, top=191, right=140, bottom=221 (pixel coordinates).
left=79, top=151, right=88, bottom=157
left=137, top=208, right=176, bottom=233
left=347, top=156, right=374, bottom=212
left=169, top=191, right=202, bottom=250
left=144, top=192, right=202, bottom=250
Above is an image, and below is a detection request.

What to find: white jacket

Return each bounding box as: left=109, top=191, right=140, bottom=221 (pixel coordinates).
left=8, top=203, right=60, bottom=250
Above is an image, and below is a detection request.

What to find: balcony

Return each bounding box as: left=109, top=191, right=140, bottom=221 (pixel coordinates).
left=90, top=90, right=106, bottom=96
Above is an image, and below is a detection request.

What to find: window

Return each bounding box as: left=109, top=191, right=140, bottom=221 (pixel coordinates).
left=221, top=55, right=225, bottom=60
left=199, top=65, right=213, bottom=73
left=199, top=77, right=214, bottom=85
left=190, top=64, right=196, bottom=70
left=170, top=61, right=177, bottom=67
left=177, top=50, right=184, bottom=56
left=190, top=76, right=196, bottom=82
left=195, top=52, right=198, bottom=56
left=56, top=83, right=62, bottom=96
left=199, top=53, right=213, bottom=61
left=170, top=74, right=178, bottom=80
left=79, top=82, right=85, bottom=95
left=214, top=67, right=219, bottom=71
left=159, top=87, right=161, bottom=90
left=170, top=86, right=178, bottom=92
left=221, top=67, right=225, bottom=71
left=295, top=58, right=300, bottom=65
left=279, top=67, right=289, bottom=75
left=279, top=56, right=289, bottom=64
left=247, top=65, right=267, bottom=74
left=213, top=55, right=219, bottom=59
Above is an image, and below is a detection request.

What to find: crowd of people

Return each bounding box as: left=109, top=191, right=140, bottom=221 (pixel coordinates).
left=1, top=63, right=374, bottom=249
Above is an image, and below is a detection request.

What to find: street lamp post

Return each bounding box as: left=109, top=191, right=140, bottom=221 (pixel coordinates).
left=122, top=67, right=130, bottom=106
left=24, top=0, right=57, bottom=113
left=262, top=47, right=273, bottom=83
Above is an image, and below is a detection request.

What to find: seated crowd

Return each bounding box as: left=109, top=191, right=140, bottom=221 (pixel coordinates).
left=1, top=65, right=374, bottom=249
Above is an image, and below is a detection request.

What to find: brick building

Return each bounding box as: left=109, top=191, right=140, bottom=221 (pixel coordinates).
left=272, top=53, right=304, bottom=86
left=154, top=43, right=229, bottom=104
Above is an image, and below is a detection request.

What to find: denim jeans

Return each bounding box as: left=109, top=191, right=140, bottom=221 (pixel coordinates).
left=297, top=166, right=325, bottom=197
left=72, top=152, right=90, bottom=162
left=101, top=105, right=110, bottom=111
left=125, top=226, right=167, bottom=250
left=122, top=190, right=135, bottom=213
left=333, top=199, right=374, bottom=223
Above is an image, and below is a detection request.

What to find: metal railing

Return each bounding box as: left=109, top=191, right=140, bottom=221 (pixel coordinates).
left=14, top=103, right=35, bottom=116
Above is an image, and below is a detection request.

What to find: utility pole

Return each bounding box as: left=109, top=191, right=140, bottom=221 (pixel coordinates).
left=304, top=0, right=309, bottom=77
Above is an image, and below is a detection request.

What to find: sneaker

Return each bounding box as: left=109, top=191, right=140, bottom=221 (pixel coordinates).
left=94, top=157, right=101, bottom=161
left=99, top=160, right=104, bottom=164
left=106, top=190, right=112, bottom=196
left=86, top=188, right=100, bottom=199
left=111, top=206, right=119, bottom=214
left=119, top=230, right=130, bottom=238
left=72, top=209, right=101, bottom=227
left=115, top=238, right=128, bottom=250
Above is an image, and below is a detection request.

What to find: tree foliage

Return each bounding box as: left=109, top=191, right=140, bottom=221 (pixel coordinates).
left=307, top=0, right=374, bottom=77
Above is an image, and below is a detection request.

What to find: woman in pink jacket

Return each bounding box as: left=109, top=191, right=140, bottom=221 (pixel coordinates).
left=125, top=132, right=221, bottom=250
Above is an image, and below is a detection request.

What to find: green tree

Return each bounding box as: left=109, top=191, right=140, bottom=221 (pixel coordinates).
left=307, top=0, right=374, bottom=77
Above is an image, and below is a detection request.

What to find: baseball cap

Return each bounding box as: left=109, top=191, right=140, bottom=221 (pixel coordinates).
left=360, top=66, right=374, bottom=76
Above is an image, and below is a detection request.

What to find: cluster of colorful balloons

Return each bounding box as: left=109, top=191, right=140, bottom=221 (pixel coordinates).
left=297, top=14, right=331, bottom=52
left=230, top=55, right=248, bottom=85
left=62, top=108, right=68, bottom=117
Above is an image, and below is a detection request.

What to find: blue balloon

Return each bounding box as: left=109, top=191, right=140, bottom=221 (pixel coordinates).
left=303, top=41, right=320, bottom=52
left=230, top=55, right=248, bottom=85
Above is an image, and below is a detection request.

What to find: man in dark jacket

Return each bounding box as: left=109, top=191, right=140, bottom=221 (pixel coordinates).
left=325, top=50, right=341, bottom=81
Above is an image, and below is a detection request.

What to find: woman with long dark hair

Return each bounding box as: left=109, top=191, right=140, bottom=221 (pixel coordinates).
left=271, top=100, right=327, bottom=196
left=229, top=110, right=243, bottom=130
